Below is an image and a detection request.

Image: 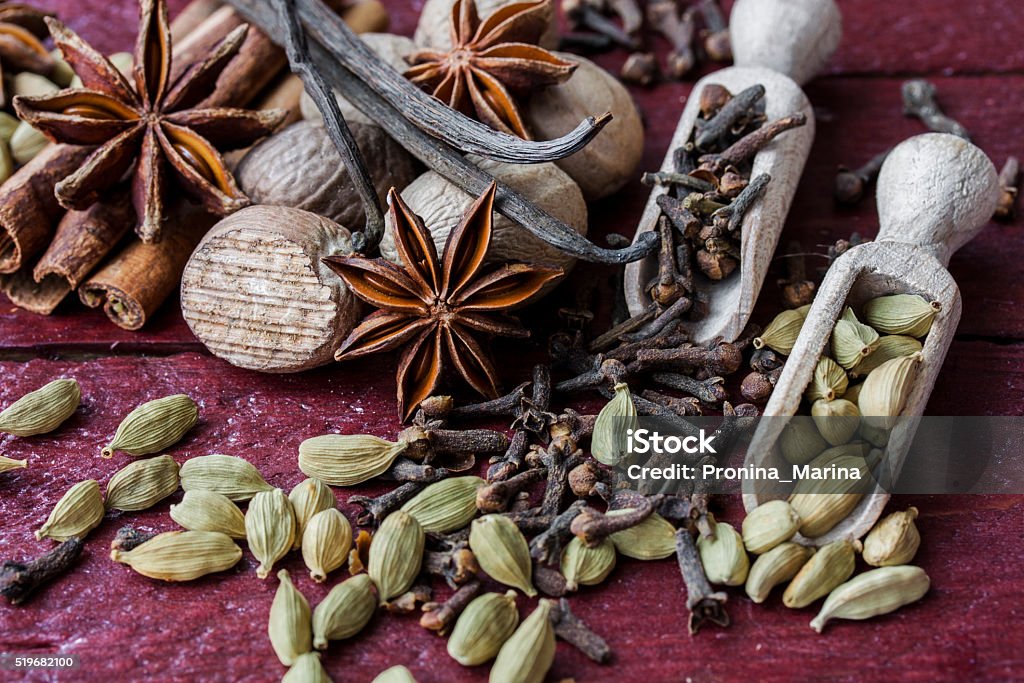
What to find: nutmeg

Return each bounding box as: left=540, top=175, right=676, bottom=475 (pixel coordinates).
left=525, top=54, right=644, bottom=200
left=415, top=0, right=558, bottom=52
left=379, top=155, right=587, bottom=285
left=236, top=120, right=420, bottom=231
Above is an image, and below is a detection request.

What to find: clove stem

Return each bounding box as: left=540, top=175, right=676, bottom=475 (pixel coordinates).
left=901, top=79, right=970, bottom=140
left=674, top=528, right=729, bottom=634
left=694, top=84, right=765, bottom=150
left=550, top=598, right=612, bottom=663
left=1, top=538, right=84, bottom=605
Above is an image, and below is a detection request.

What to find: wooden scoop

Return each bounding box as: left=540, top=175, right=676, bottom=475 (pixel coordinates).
left=623, top=0, right=841, bottom=343
left=743, top=133, right=1000, bottom=545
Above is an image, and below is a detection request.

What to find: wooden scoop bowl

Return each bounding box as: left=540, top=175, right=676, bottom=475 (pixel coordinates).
left=742, top=133, right=1000, bottom=545
left=623, top=0, right=841, bottom=343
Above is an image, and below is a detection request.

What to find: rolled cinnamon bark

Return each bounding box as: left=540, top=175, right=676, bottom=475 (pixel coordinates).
left=170, top=0, right=224, bottom=40
left=2, top=265, right=71, bottom=314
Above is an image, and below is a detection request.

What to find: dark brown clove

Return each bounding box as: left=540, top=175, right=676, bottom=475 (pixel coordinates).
left=643, top=171, right=716, bottom=193
left=559, top=31, right=615, bottom=52
left=711, top=172, right=771, bottom=234
left=449, top=383, right=529, bottom=420
left=534, top=563, right=569, bottom=597
left=568, top=461, right=605, bottom=498
left=674, top=528, right=729, bottom=634
left=696, top=0, right=731, bottom=62
left=487, top=428, right=530, bottom=483
left=563, top=0, right=641, bottom=50
left=350, top=482, right=425, bottom=527
left=647, top=0, right=696, bottom=79
left=1, top=538, right=84, bottom=605
left=995, top=156, right=1020, bottom=220
left=386, top=459, right=449, bottom=483
left=834, top=148, right=890, bottom=205
left=657, top=194, right=704, bottom=238
left=530, top=500, right=586, bottom=566
left=550, top=598, right=612, bottom=664
left=694, top=84, right=765, bottom=150
left=110, top=526, right=158, bottom=552
left=699, top=114, right=807, bottom=174
left=570, top=496, right=658, bottom=547
left=556, top=358, right=629, bottom=393
left=631, top=341, right=743, bottom=376
left=419, top=579, right=482, bottom=634
left=651, top=372, right=727, bottom=405
left=777, top=240, right=816, bottom=309
left=385, top=581, right=433, bottom=614
left=620, top=52, right=659, bottom=86
left=901, top=79, right=970, bottom=139
left=423, top=547, right=479, bottom=589
left=587, top=306, right=657, bottom=352
left=606, top=0, right=643, bottom=36
left=476, top=468, right=547, bottom=513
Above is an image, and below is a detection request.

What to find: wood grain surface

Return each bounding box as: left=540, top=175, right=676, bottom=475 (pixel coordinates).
left=1, top=1, right=1022, bottom=682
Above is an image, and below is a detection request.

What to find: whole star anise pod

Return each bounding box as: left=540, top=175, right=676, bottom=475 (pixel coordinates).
left=325, top=182, right=562, bottom=421
left=13, top=0, right=286, bottom=242
left=0, top=2, right=55, bottom=108
left=404, top=0, right=576, bottom=139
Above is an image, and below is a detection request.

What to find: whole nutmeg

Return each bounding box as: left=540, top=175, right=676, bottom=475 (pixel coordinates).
left=300, top=33, right=417, bottom=126
left=180, top=206, right=361, bottom=373
left=525, top=54, right=644, bottom=200
left=236, top=120, right=420, bottom=230
left=415, top=0, right=558, bottom=51
left=379, top=155, right=587, bottom=287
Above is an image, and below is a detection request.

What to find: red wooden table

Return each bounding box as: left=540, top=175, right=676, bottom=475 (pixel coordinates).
left=2, top=1, right=1023, bottom=681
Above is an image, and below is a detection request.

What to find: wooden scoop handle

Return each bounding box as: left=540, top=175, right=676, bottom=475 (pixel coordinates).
left=730, top=0, right=842, bottom=86
left=876, top=133, right=999, bottom=268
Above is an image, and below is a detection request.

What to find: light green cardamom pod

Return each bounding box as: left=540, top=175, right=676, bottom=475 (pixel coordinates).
left=697, top=514, right=749, bottom=586
left=401, top=476, right=484, bottom=533
left=0, top=111, right=19, bottom=142
left=289, top=478, right=336, bottom=550
left=447, top=590, right=519, bottom=666
left=810, top=565, right=930, bottom=633
left=179, top=454, right=274, bottom=501
left=591, top=382, right=638, bottom=466
left=12, top=72, right=58, bottom=98
left=858, top=354, right=922, bottom=430
left=282, top=652, right=332, bottom=683
left=102, top=394, right=198, bottom=458
left=607, top=510, right=676, bottom=560
left=469, top=514, right=536, bottom=596
left=745, top=542, right=815, bottom=603
left=489, top=599, right=556, bottom=683
left=49, top=50, right=75, bottom=87
left=371, top=666, right=417, bottom=683
left=810, top=399, right=861, bottom=447
left=863, top=294, right=939, bottom=338
left=247, top=489, right=296, bottom=579
left=10, top=121, right=48, bottom=165
left=782, top=538, right=860, bottom=608
left=35, top=479, right=104, bottom=541
left=844, top=381, right=863, bottom=405
left=862, top=506, right=920, bottom=567
left=302, top=508, right=352, bottom=583
left=788, top=446, right=877, bottom=538
left=850, top=335, right=922, bottom=378
left=368, top=510, right=424, bottom=604
left=754, top=308, right=806, bottom=355
left=741, top=500, right=801, bottom=554
left=104, top=454, right=180, bottom=512
left=561, top=536, right=616, bottom=591
left=778, top=417, right=827, bottom=466
left=805, top=356, right=848, bottom=403
left=298, top=434, right=408, bottom=486
left=0, top=378, right=80, bottom=437
left=0, top=455, right=28, bottom=473
left=312, top=573, right=376, bottom=649
left=268, top=569, right=313, bottom=667
left=832, top=307, right=881, bottom=369
left=0, top=138, right=12, bottom=184
left=169, top=489, right=247, bottom=539
left=110, top=530, right=242, bottom=581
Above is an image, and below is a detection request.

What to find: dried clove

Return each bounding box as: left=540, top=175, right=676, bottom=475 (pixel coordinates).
left=559, top=31, right=615, bottom=52
left=901, top=79, right=970, bottom=139
left=563, top=0, right=641, bottom=50
left=385, top=581, right=433, bottom=614
left=834, top=149, right=890, bottom=205
left=1, top=538, right=84, bottom=605
left=110, top=526, right=158, bottom=552
left=550, top=598, right=612, bottom=664
left=696, top=0, right=731, bottom=62
left=620, top=52, right=659, bottom=86
left=674, top=528, right=729, bottom=634
left=350, top=482, right=425, bottom=527
left=419, top=579, right=482, bottom=634
left=423, top=547, right=479, bottom=589
left=694, top=84, right=765, bottom=151
left=534, top=562, right=569, bottom=597
left=530, top=501, right=586, bottom=566
left=449, top=384, right=529, bottom=421
left=698, top=114, right=808, bottom=174
left=641, top=390, right=702, bottom=417
left=711, top=173, right=771, bottom=234
left=570, top=497, right=659, bottom=547
left=606, top=0, right=643, bottom=36
left=995, top=156, right=1020, bottom=220
left=476, top=468, right=547, bottom=513
left=386, top=459, right=448, bottom=483
left=777, top=241, right=816, bottom=309
left=631, top=341, right=743, bottom=376
left=643, top=171, right=716, bottom=193
left=651, top=373, right=727, bottom=405
left=488, top=429, right=530, bottom=483
left=556, top=358, right=629, bottom=394
left=647, top=0, right=696, bottom=79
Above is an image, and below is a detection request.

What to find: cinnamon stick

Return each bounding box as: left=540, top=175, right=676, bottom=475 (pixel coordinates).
left=2, top=265, right=71, bottom=314
left=170, top=0, right=224, bottom=40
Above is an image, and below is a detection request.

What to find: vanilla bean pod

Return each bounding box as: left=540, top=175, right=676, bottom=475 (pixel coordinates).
left=420, top=579, right=482, bottom=633
left=476, top=468, right=547, bottom=513
left=698, top=114, right=807, bottom=174
left=551, top=599, right=612, bottom=664
left=530, top=501, right=586, bottom=566
left=902, top=79, right=970, bottom=139
left=694, top=84, right=765, bottom=150
left=350, top=482, right=424, bottom=527
left=1, top=538, right=83, bottom=605
left=675, top=528, right=729, bottom=634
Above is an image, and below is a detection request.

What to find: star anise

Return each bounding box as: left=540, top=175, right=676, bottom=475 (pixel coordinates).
left=404, top=0, right=576, bottom=139
left=325, top=182, right=562, bottom=421
left=0, top=2, right=55, bottom=108
left=12, top=0, right=286, bottom=242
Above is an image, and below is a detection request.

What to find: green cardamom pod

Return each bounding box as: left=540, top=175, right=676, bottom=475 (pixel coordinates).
left=169, top=489, right=246, bottom=539
left=282, top=652, right=332, bottom=683
left=858, top=354, right=922, bottom=430
left=607, top=511, right=676, bottom=560
left=783, top=539, right=860, bottom=608
left=849, top=335, right=922, bottom=378
left=778, top=418, right=827, bottom=466
left=788, top=445, right=877, bottom=538
left=289, top=478, right=336, bottom=550
left=35, top=479, right=104, bottom=541
left=298, top=434, right=408, bottom=486
left=863, top=294, right=939, bottom=338
left=561, top=536, right=616, bottom=591
left=368, top=510, right=424, bottom=604
left=754, top=309, right=806, bottom=355
left=810, top=565, right=929, bottom=633
left=102, top=394, right=198, bottom=458
left=810, top=399, right=861, bottom=447
left=0, top=111, right=18, bottom=142
left=446, top=590, right=519, bottom=666
left=246, top=489, right=296, bottom=579
left=591, top=382, right=638, bottom=466
left=401, top=476, right=484, bottom=533
left=741, top=500, right=801, bottom=554
left=302, top=508, right=351, bottom=583
left=745, top=542, right=814, bottom=603
left=469, top=514, right=536, bottom=596
left=110, top=530, right=242, bottom=581
left=268, top=569, right=312, bottom=667
left=697, top=514, right=749, bottom=586
left=312, top=573, right=376, bottom=649
left=10, top=120, right=47, bottom=165
left=179, top=454, right=274, bottom=501
left=831, top=308, right=881, bottom=369
left=490, top=599, right=556, bottom=683
left=805, top=356, right=848, bottom=403
left=104, top=454, right=180, bottom=512
left=0, top=378, right=80, bottom=436
left=862, top=506, right=920, bottom=567
left=0, top=455, right=27, bottom=474
left=843, top=381, right=863, bottom=405
left=371, top=666, right=417, bottom=683
left=49, top=49, right=74, bottom=87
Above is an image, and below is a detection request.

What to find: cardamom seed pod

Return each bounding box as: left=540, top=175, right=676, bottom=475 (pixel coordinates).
left=0, top=455, right=27, bottom=473
left=778, top=418, right=827, bottom=466
left=844, top=381, right=863, bottom=405
left=10, top=120, right=47, bottom=165
left=0, top=378, right=80, bottom=436
left=697, top=514, right=749, bottom=586
left=282, top=652, right=332, bottom=683
left=810, top=565, right=930, bottom=633
left=302, top=508, right=352, bottom=583
left=298, top=434, right=408, bottom=486
left=169, top=489, right=247, bottom=539
left=246, top=489, right=297, bottom=580
left=850, top=335, right=922, bottom=378
left=805, top=356, right=848, bottom=403
left=858, top=354, right=922, bottom=430
left=831, top=308, right=880, bottom=369
left=0, top=140, right=11, bottom=185
left=862, top=506, right=920, bottom=567
left=312, top=573, right=376, bottom=648
left=35, top=479, right=104, bottom=541
left=753, top=309, right=805, bottom=355
left=788, top=446, right=877, bottom=538
left=745, top=542, right=814, bottom=603
left=12, top=72, right=58, bottom=98
left=782, top=538, right=860, bottom=608
left=401, top=476, right=484, bottom=533
left=371, top=666, right=417, bottom=683
left=863, top=294, right=939, bottom=338
left=591, top=382, right=638, bottom=466
left=561, top=536, right=616, bottom=591
left=490, top=599, right=555, bottom=683
left=110, top=530, right=242, bottom=580
left=742, top=500, right=801, bottom=554
left=607, top=510, right=676, bottom=560
left=268, top=569, right=312, bottom=667
left=469, top=515, right=536, bottom=597
left=104, top=454, right=180, bottom=512
left=49, top=49, right=74, bottom=87
left=179, top=454, right=274, bottom=501
left=368, top=510, right=424, bottom=604
left=102, top=394, right=198, bottom=458
left=810, top=399, right=861, bottom=447
left=446, top=590, right=519, bottom=666
left=289, top=478, right=336, bottom=550
left=0, top=111, right=18, bottom=142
